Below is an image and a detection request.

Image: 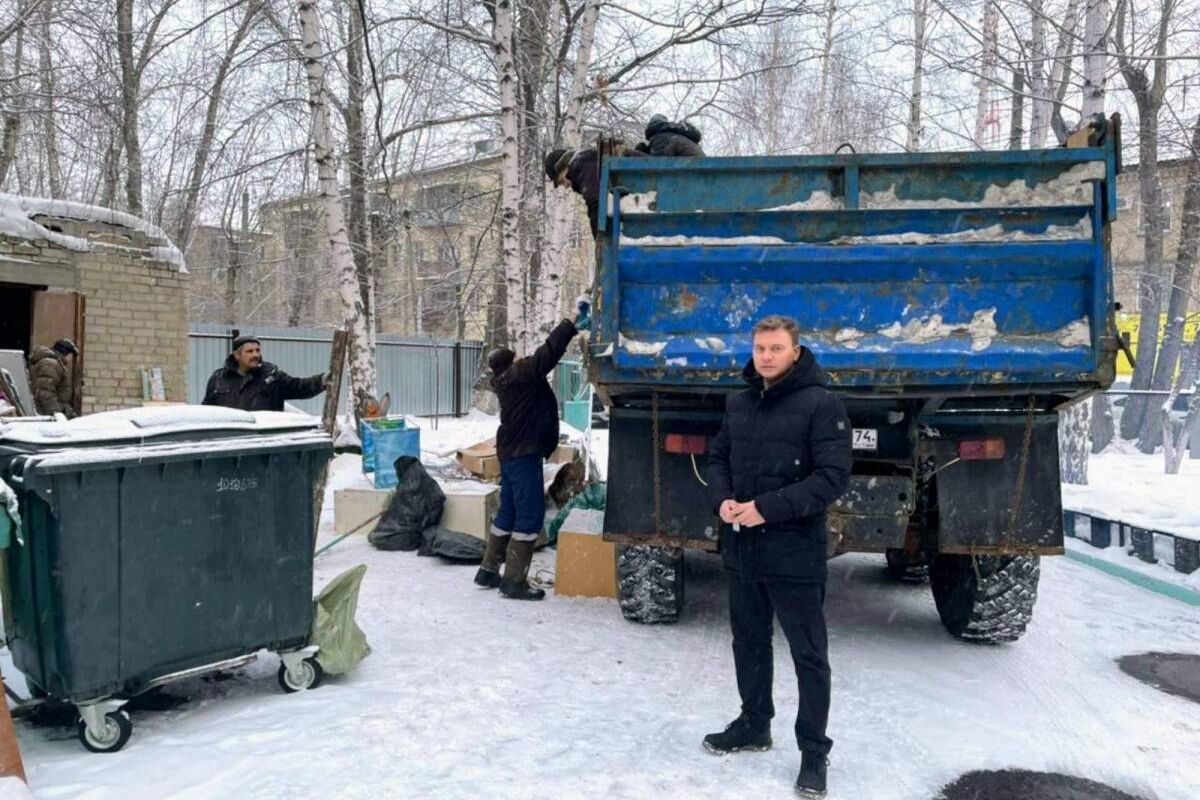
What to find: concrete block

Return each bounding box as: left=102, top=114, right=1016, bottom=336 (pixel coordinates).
left=1175, top=538, right=1199, bottom=575
left=439, top=482, right=500, bottom=540
left=334, top=488, right=391, bottom=536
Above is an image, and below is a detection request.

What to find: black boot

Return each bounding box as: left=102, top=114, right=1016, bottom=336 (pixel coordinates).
left=475, top=529, right=510, bottom=588
left=702, top=715, right=771, bottom=755
left=795, top=751, right=828, bottom=797
left=498, top=537, right=545, bottom=601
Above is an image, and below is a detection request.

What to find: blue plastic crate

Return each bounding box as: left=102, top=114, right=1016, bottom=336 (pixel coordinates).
left=362, top=420, right=421, bottom=489
left=361, top=416, right=409, bottom=475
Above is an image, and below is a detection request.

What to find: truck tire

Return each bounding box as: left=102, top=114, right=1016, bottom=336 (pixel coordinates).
left=930, top=554, right=1040, bottom=643
left=885, top=548, right=930, bottom=582
left=616, top=545, right=684, bottom=624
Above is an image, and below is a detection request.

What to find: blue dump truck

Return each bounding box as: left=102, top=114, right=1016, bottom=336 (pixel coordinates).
left=587, top=117, right=1121, bottom=642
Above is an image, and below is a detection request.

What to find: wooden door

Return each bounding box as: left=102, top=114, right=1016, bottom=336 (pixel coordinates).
left=30, top=290, right=86, bottom=416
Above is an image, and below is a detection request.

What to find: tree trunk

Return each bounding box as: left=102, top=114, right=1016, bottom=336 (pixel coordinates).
left=1081, top=0, right=1109, bottom=119
left=1122, top=96, right=1167, bottom=442
left=345, top=0, right=374, bottom=341
left=814, top=0, right=837, bottom=153
left=0, top=1, right=25, bottom=188
left=1046, top=0, right=1081, bottom=144
left=906, top=0, right=927, bottom=152
left=515, top=0, right=552, bottom=354
left=1141, top=113, right=1199, bottom=452
left=1059, top=401, right=1092, bottom=484
left=973, top=0, right=999, bottom=148
left=539, top=0, right=599, bottom=337
left=1091, top=393, right=1115, bottom=453
left=117, top=0, right=143, bottom=215
left=1008, top=69, right=1024, bottom=150
left=225, top=189, right=249, bottom=324
left=298, top=0, right=375, bottom=416
left=493, top=0, right=525, bottom=352
left=1163, top=334, right=1200, bottom=474
left=101, top=131, right=121, bottom=208
left=39, top=0, right=60, bottom=197
left=1028, top=0, right=1048, bottom=148
left=177, top=1, right=261, bottom=252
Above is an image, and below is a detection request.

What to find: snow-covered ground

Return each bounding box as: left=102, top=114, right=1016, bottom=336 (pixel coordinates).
left=1062, top=441, right=1200, bottom=541
left=6, top=419, right=1200, bottom=799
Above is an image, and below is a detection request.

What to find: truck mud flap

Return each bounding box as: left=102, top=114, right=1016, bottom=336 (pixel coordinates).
left=827, top=475, right=914, bottom=553
left=930, top=417, right=1064, bottom=554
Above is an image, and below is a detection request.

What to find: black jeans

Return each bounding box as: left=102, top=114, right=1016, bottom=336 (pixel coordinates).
left=727, top=574, right=832, bottom=754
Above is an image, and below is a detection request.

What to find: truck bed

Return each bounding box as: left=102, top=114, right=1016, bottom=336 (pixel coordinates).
left=589, top=145, right=1120, bottom=397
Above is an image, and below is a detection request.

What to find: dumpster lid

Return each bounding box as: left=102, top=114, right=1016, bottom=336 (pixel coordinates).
left=0, top=406, right=323, bottom=446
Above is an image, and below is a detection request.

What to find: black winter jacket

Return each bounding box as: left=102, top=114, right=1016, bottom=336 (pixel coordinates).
left=565, top=147, right=648, bottom=234
left=202, top=357, right=325, bottom=412
left=704, top=349, right=852, bottom=581
left=492, top=319, right=578, bottom=460
left=644, top=118, right=704, bottom=157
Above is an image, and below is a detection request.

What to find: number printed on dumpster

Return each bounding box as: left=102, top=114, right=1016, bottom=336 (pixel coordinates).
left=217, top=476, right=259, bottom=493
left=851, top=428, right=878, bottom=450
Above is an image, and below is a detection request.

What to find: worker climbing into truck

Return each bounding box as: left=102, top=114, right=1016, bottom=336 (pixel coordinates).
left=702, top=314, right=852, bottom=798
left=544, top=143, right=647, bottom=236
left=473, top=298, right=591, bottom=600
left=634, top=113, right=704, bottom=157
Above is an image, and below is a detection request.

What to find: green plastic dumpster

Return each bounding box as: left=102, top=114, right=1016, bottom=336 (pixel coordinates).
left=0, top=406, right=333, bottom=753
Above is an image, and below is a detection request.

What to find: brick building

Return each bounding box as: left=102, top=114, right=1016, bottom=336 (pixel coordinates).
left=189, top=150, right=594, bottom=341
left=0, top=196, right=189, bottom=413
left=1111, top=158, right=1196, bottom=311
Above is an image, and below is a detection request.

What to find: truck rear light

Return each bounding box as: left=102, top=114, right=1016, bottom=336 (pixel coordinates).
left=957, top=438, right=1005, bottom=460
left=664, top=434, right=706, bottom=454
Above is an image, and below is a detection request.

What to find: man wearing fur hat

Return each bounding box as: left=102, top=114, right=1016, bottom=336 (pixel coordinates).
left=202, top=334, right=328, bottom=412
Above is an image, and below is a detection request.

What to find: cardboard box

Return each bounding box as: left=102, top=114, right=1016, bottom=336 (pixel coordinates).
left=554, top=509, right=615, bottom=598
left=334, top=488, right=392, bottom=536
left=548, top=444, right=579, bottom=465
left=457, top=437, right=500, bottom=480
left=440, top=483, right=500, bottom=540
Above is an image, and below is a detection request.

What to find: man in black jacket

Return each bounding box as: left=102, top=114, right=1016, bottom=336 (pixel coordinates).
left=637, top=113, right=704, bottom=157
left=473, top=301, right=589, bottom=600
left=702, top=315, right=852, bottom=798
left=544, top=145, right=647, bottom=236
left=202, top=335, right=328, bottom=412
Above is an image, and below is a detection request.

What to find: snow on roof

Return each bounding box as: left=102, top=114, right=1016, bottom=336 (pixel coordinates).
left=0, top=193, right=187, bottom=272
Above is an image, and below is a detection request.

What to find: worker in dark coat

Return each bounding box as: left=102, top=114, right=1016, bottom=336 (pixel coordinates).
left=474, top=300, right=590, bottom=600
left=702, top=315, right=852, bottom=798
left=638, top=113, right=704, bottom=157
left=544, top=145, right=647, bottom=235
left=28, top=338, right=79, bottom=418
left=202, top=335, right=327, bottom=413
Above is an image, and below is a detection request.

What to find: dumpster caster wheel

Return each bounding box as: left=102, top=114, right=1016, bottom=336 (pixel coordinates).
left=278, top=657, right=324, bottom=693
left=77, top=710, right=133, bottom=753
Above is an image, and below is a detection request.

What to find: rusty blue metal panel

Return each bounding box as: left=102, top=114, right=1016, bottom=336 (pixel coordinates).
left=591, top=139, right=1119, bottom=394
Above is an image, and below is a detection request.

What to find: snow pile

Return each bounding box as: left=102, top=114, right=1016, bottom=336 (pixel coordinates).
left=766, top=190, right=844, bottom=211
left=0, top=194, right=90, bottom=252
left=621, top=234, right=789, bottom=247
left=0, top=193, right=187, bottom=272
left=619, top=334, right=668, bottom=356
left=1055, top=318, right=1091, bottom=347
left=863, top=161, right=1106, bottom=209
left=619, top=191, right=657, bottom=213
left=0, top=474, right=19, bottom=531
left=831, top=216, right=1092, bottom=245
left=1062, top=442, right=1200, bottom=542
left=878, top=308, right=998, bottom=352
left=694, top=336, right=728, bottom=353
left=0, top=406, right=320, bottom=446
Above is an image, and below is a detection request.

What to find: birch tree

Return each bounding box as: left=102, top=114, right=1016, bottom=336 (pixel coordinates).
left=297, top=0, right=374, bottom=414
left=539, top=0, right=600, bottom=337
left=1113, top=0, right=1177, bottom=446
left=906, top=0, right=930, bottom=152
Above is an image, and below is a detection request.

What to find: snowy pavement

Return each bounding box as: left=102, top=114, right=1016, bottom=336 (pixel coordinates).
left=12, top=452, right=1200, bottom=799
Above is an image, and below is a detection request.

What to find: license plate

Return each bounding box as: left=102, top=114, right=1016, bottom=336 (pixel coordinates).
left=852, top=428, right=878, bottom=451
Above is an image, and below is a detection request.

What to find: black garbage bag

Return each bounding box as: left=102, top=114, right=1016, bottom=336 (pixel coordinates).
left=418, top=526, right=486, bottom=562
left=368, top=456, right=445, bottom=551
